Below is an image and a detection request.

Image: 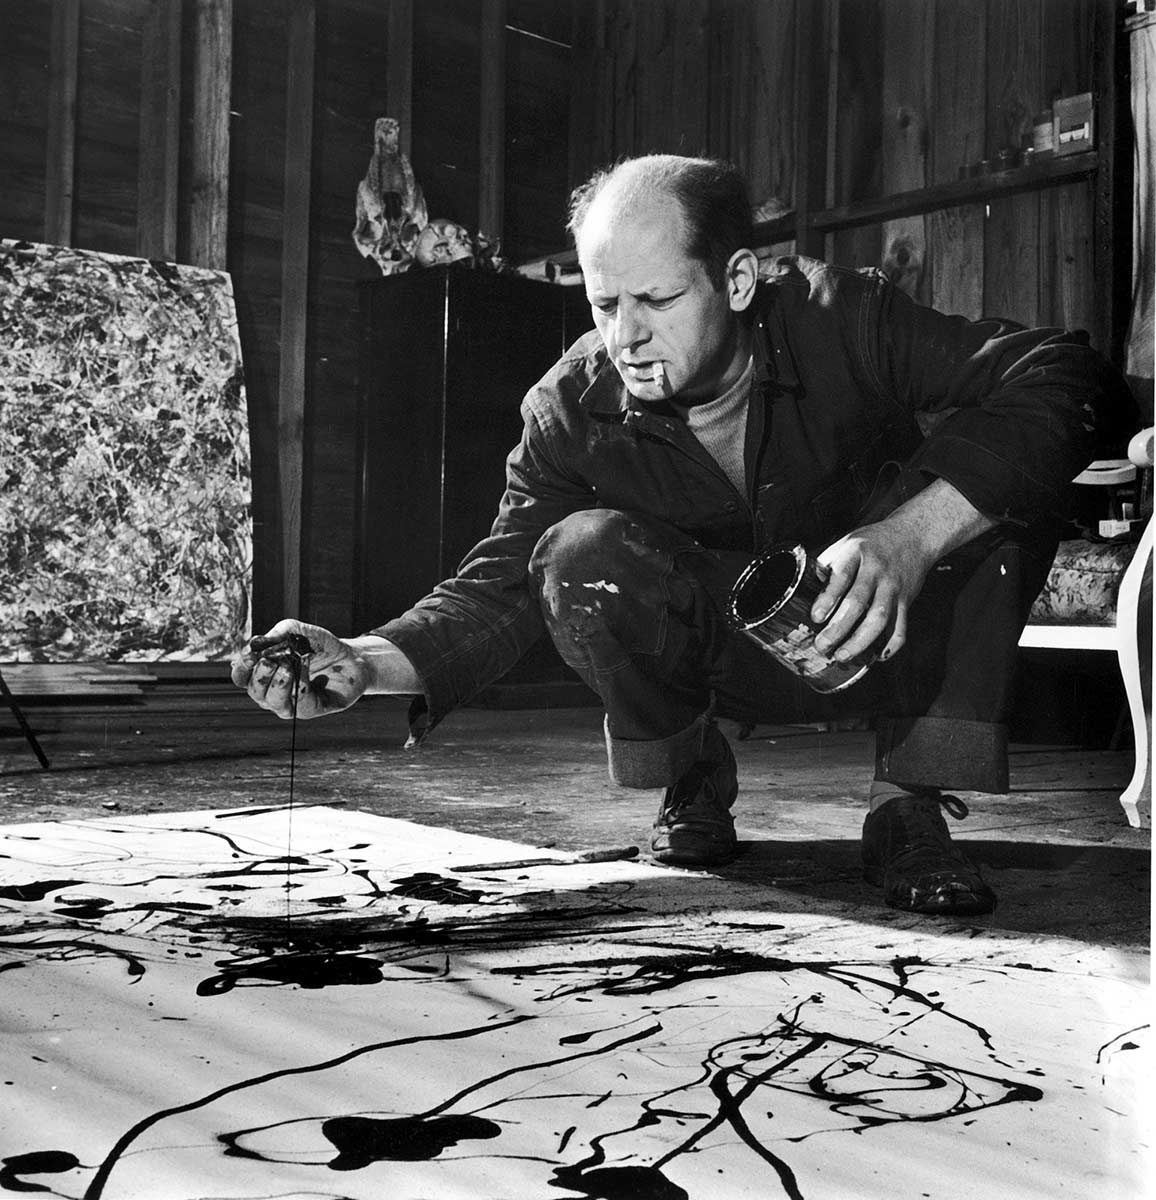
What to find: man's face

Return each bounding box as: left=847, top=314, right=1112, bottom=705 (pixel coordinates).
left=577, top=195, right=745, bottom=404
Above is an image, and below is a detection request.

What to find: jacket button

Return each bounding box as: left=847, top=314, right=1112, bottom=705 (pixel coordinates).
left=724, top=501, right=738, bottom=512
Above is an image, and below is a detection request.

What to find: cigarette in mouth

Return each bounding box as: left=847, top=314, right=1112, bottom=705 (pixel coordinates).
left=651, top=362, right=664, bottom=386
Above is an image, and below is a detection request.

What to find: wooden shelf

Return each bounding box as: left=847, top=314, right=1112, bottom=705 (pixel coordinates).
left=525, top=152, right=1101, bottom=277
left=755, top=150, right=1099, bottom=244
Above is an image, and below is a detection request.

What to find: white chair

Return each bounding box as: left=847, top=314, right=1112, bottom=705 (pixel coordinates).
left=1019, top=427, right=1153, bottom=827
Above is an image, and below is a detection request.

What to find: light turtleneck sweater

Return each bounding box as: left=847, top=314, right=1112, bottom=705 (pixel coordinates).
left=671, top=355, right=754, bottom=496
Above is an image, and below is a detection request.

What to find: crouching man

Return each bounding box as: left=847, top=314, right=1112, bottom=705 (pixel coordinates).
left=232, top=154, right=1133, bottom=916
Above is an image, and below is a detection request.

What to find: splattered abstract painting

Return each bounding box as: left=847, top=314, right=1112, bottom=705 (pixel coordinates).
left=0, top=240, right=251, bottom=662
left=0, top=805, right=1147, bottom=1199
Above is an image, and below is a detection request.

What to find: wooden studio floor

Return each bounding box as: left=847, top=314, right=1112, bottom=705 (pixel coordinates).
left=1, top=684, right=1150, bottom=952
left=0, top=681, right=1152, bottom=1199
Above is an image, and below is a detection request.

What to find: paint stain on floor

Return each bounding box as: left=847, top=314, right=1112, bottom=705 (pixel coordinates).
left=0, top=805, right=1148, bottom=1199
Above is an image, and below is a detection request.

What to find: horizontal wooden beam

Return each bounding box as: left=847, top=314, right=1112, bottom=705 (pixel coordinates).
left=755, top=151, right=1099, bottom=244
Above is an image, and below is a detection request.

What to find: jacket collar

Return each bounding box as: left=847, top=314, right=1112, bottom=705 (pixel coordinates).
left=754, top=283, right=803, bottom=396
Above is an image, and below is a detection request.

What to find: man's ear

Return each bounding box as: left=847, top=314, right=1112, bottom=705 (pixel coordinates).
left=726, top=248, right=760, bottom=313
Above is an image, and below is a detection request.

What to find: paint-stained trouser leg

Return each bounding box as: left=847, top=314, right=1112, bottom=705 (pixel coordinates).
left=528, top=509, right=741, bottom=789
left=865, top=524, right=1059, bottom=794
left=528, top=508, right=1058, bottom=797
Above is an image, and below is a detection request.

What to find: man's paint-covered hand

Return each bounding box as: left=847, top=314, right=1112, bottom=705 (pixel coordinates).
left=230, top=619, right=372, bottom=719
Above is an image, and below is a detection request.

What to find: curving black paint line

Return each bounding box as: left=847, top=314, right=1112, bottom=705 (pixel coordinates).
left=0, top=936, right=146, bottom=980
left=426, top=1022, right=664, bottom=1121
left=80, top=1014, right=534, bottom=1200
left=1096, top=1024, right=1149, bottom=1064
left=494, top=949, right=1017, bottom=1068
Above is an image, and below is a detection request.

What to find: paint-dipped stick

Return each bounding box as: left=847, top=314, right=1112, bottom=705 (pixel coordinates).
left=450, top=845, right=640, bottom=872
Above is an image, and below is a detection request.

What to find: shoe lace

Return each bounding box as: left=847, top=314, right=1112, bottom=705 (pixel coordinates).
left=888, top=793, right=971, bottom=871
left=662, top=758, right=725, bottom=821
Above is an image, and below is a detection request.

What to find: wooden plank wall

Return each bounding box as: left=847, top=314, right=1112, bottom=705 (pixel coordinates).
left=570, top=0, right=797, bottom=213
left=0, top=0, right=1116, bottom=653
left=569, top=0, right=1102, bottom=333
left=0, top=0, right=577, bottom=639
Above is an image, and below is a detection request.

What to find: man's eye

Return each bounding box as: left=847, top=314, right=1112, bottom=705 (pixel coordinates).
left=648, top=296, right=676, bottom=309
left=594, top=302, right=616, bottom=315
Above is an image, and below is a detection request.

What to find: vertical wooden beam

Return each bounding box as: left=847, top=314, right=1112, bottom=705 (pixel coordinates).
left=791, top=0, right=830, bottom=258
left=1039, top=0, right=1095, bottom=335
left=670, top=0, right=712, bottom=159
left=612, top=0, right=638, bottom=158
left=706, top=0, right=734, bottom=159
left=386, top=0, right=413, bottom=156
left=568, top=0, right=615, bottom=189
left=823, top=0, right=841, bottom=210
left=279, top=0, right=316, bottom=620
left=880, top=0, right=932, bottom=302
left=1124, top=9, right=1155, bottom=383
left=744, top=0, right=797, bottom=241
left=984, top=0, right=1042, bottom=328
left=189, top=0, right=233, bottom=270
left=478, top=0, right=506, bottom=244
left=829, top=0, right=882, bottom=268
left=634, top=0, right=670, bottom=155
left=929, top=0, right=986, bottom=317
left=44, top=0, right=80, bottom=246
left=137, top=0, right=183, bottom=261
left=1092, top=0, right=1128, bottom=362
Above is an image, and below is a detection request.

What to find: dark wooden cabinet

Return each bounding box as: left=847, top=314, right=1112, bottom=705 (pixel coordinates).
left=354, top=265, right=593, bottom=645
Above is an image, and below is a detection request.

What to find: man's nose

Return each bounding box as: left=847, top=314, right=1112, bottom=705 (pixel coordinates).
left=614, top=303, right=647, bottom=349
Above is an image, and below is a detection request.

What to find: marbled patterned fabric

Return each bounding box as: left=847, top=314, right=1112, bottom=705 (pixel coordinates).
left=1027, top=539, right=1137, bottom=625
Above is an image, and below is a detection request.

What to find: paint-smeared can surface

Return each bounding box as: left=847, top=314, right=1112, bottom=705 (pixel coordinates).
left=727, top=543, right=875, bottom=693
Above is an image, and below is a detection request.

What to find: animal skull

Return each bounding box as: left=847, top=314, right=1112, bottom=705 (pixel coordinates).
left=352, top=117, right=428, bottom=275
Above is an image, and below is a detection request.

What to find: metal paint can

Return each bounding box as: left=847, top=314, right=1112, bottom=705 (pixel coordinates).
left=726, top=543, right=876, bottom=694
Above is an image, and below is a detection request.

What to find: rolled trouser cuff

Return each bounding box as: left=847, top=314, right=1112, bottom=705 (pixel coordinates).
left=875, top=715, right=1009, bottom=794
left=605, top=712, right=713, bottom=788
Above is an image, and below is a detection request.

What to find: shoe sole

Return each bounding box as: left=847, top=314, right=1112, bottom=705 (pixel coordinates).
left=651, top=842, right=739, bottom=868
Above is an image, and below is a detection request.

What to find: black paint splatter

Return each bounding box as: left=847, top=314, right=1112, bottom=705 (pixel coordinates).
left=0, top=1150, right=81, bottom=1193
left=552, top=1163, right=688, bottom=1199
left=321, top=1114, right=501, bottom=1169
left=196, top=950, right=386, bottom=994
left=389, top=872, right=487, bottom=905
left=0, top=881, right=82, bottom=902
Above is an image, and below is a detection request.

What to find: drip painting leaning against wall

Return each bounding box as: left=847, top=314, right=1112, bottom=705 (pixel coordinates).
left=0, top=239, right=252, bottom=661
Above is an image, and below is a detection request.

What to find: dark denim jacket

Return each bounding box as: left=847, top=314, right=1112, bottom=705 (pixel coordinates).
left=378, top=255, right=1133, bottom=733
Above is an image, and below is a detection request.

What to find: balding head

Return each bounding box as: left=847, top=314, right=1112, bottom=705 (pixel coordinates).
left=568, top=155, right=754, bottom=291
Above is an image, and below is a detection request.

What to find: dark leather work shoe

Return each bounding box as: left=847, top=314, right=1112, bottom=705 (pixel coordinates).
left=650, top=732, right=738, bottom=867
left=862, top=792, right=996, bottom=915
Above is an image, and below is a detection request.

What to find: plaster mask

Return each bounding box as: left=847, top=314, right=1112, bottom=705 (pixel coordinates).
left=415, top=219, right=475, bottom=268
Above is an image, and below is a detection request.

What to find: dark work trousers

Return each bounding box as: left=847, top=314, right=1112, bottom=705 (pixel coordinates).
left=527, top=508, right=1058, bottom=795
